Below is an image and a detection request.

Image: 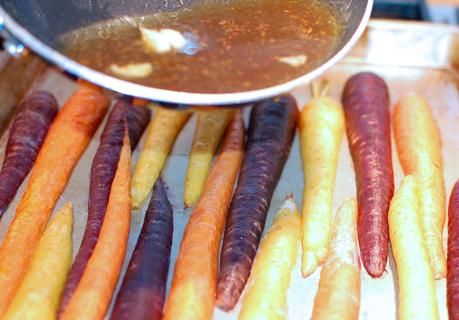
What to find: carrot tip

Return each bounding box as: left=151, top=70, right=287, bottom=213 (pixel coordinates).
left=302, top=252, right=319, bottom=278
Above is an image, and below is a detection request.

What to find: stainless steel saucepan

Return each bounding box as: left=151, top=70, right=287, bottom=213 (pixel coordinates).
left=0, top=0, right=373, bottom=106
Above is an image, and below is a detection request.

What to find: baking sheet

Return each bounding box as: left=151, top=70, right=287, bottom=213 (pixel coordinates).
left=0, top=19, right=458, bottom=319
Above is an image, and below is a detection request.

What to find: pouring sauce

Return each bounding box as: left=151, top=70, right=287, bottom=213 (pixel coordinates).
left=61, top=0, right=342, bottom=93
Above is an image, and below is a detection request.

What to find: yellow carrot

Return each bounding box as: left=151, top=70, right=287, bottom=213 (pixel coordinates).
left=389, top=175, right=439, bottom=320
left=300, top=80, right=345, bottom=277
left=393, top=93, right=446, bottom=279
left=61, top=133, right=131, bottom=320
left=131, top=107, right=190, bottom=209
left=311, top=198, right=360, bottom=320
left=3, top=203, right=73, bottom=320
left=238, top=195, right=301, bottom=320
left=184, top=109, right=235, bottom=207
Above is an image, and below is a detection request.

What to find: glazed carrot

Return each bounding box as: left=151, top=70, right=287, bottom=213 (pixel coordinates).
left=59, top=98, right=149, bottom=313
left=3, top=203, right=73, bottom=320
left=164, top=111, right=244, bottom=320
left=448, top=180, right=459, bottom=319
left=389, top=175, right=439, bottom=320
left=0, top=91, right=58, bottom=218
left=311, top=198, right=360, bottom=320
left=0, top=84, right=108, bottom=314
left=131, top=108, right=191, bottom=209
left=184, top=109, right=235, bottom=207
left=342, top=72, right=394, bottom=278
left=238, top=195, right=301, bottom=320
left=393, top=93, right=446, bottom=279
left=217, top=96, right=299, bottom=311
left=300, top=80, right=345, bottom=277
left=110, top=178, right=173, bottom=320
left=61, top=132, right=131, bottom=320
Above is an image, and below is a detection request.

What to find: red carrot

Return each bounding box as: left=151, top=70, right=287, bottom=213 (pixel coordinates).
left=110, top=178, right=173, bottom=320
left=341, top=72, right=394, bottom=278
left=217, top=96, right=299, bottom=311
left=0, top=91, right=57, bottom=217
left=59, top=98, right=149, bottom=314
left=448, top=179, right=459, bottom=319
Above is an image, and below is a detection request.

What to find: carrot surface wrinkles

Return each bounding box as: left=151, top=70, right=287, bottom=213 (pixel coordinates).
left=448, top=180, right=459, bottom=319
left=111, top=178, right=173, bottom=320
left=0, top=84, right=108, bottom=314
left=342, top=72, right=394, bottom=278
left=61, top=131, right=131, bottom=320
left=0, top=91, right=58, bottom=218
left=59, top=98, right=149, bottom=313
left=217, top=96, right=299, bottom=310
left=164, top=111, right=245, bottom=320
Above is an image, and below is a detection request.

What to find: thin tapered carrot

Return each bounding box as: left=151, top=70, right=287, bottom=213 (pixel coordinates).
left=300, top=80, right=345, bottom=277
left=238, top=195, right=301, bottom=320
left=3, top=203, right=73, bottom=320
left=0, top=84, right=108, bottom=314
left=60, top=131, right=131, bottom=320
left=311, top=198, right=360, bottom=320
left=393, top=93, right=446, bottom=279
left=163, top=111, right=244, bottom=320
left=131, top=107, right=191, bottom=209
left=184, top=109, right=235, bottom=207
left=389, top=175, right=439, bottom=320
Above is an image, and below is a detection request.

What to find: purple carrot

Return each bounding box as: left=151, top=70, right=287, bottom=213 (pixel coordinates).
left=111, top=178, right=173, bottom=320
left=216, top=95, right=299, bottom=311
left=448, top=179, right=459, bottom=319
left=0, top=91, right=57, bottom=218
left=341, top=72, right=394, bottom=278
left=58, top=98, right=150, bottom=314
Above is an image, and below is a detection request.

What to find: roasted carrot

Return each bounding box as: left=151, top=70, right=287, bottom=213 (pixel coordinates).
left=59, top=98, right=149, bottom=313
left=341, top=72, right=394, bottom=278
left=238, top=195, right=301, bottom=320
left=393, top=93, right=446, bottom=279
left=389, top=175, right=439, bottom=320
left=164, top=111, right=244, bottom=320
left=0, top=91, right=57, bottom=218
left=110, top=178, right=173, bottom=320
left=3, top=203, right=73, bottom=320
left=448, top=180, right=459, bottom=319
left=184, top=109, right=235, bottom=207
left=0, top=84, right=108, bottom=314
left=217, top=96, right=299, bottom=311
left=311, top=198, right=360, bottom=320
left=300, top=80, right=345, bottom=277
left=61, top=132, right=131, bottom=320
left=131, top=108, right=191, bottom=209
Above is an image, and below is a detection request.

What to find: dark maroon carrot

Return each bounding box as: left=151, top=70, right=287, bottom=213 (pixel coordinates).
left=216, top=95, right=299, bottom=311
left=341, top=72, right=394, bottom=278
left=0, top=91, right=57, bottom=218
left=448, top=179, right=459, bottom=319
left=58, top=98, right=150, bottom=314
left=110, top=178, right=173, bottom=320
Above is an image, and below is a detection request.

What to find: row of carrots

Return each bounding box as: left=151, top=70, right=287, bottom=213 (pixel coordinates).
left=0, top=71, right=454, bottom=320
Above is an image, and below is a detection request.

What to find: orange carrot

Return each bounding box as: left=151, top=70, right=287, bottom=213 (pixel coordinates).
left=163, top=111, right=245, bottom=320
left=60, top=131, right=131, bottom=320
left=0, top=84, right=108, bottom=314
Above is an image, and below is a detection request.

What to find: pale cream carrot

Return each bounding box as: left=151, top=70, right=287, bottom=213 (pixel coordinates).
left=300, top=80, right=345, bottom=277
left=312, top=198, right=360, bottom=320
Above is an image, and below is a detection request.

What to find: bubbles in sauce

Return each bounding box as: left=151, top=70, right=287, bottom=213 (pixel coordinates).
left=61, top=0, right=342, bottom=93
